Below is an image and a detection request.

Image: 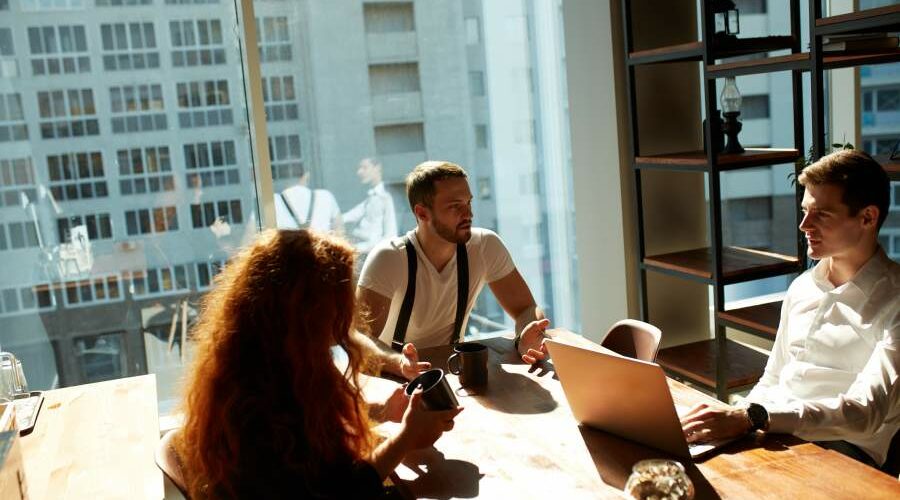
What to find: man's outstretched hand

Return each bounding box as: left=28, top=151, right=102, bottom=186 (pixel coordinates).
left=518, top=318, right=551, bottom=364
left=399, top=342, right=431, bottom=381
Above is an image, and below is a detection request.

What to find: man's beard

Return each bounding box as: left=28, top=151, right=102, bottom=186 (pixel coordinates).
left=433, top=218, right=471, bottom=244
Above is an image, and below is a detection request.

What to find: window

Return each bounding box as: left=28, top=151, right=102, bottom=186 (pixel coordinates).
left=124, top=265, right=189, bottom=298
left=374, top=123, right=425, bottom=155
left=100, top=22, right=159, bottom=71
left=74, top=332, right=126, bottom=383
left=22, top=0, right=86, bottom=9
left=195, top=259, right=226, bottom=290
left=0, top=28, right=17, bottom=78
left=124, top=206, right=179, bottom=235
left=37, top=89, right=99, bottom=139
left=0, top=284, right=54, bottom=317
left=256, top=17, right=291, bottom=63
left=369, top=63, right=420, bottom=95
left=261, top=76, right=299, bottom=122
left=47, top=152, right=108, bottom=201
left=363, top=3, right=415, bottom=33
left=475, top=124, right=489, bottom=149
left=110, top=84, right=167, bottom=133
left=57, top=213, right=113, bottom=243
left=0, top=93, right=28, bottom=142
left=165, top=0, right=219, bottom=4
left=96, top=0, right=152, bottom=5
left=118, top=146, right=174, bottom=195
left=893, top=184, right=900, bottom=210
left=170, top=19, right=225, bottom=67
left=877, top=88, right=900, bottom=111
left=63, top=275, right=121, bottom=306
left=0, top=158, right=37, bottom=208
left=1, top=221, right=40, bottom=250
left=741, top=95, right=770, bottom=120
left=0, top=28, right=13, bottom=56
left=28, top=25, right=90, bottom=75
left=176, top=80, right=232, bottom=128
left=470, top=71, right=485, bottom=97
left=184, top=141, right=239, bottom=187
left=465, top=17, right=481, bottom=45
left=267, top=134, right=302, bottom=181
left=863, top=90, right=873, bottom=112
left=190, top=199, right=243, bottom=228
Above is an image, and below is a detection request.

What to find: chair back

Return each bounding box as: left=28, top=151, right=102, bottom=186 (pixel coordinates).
left=156, top=429, right=190, bottom=499
left=600, top=319, right=662, bottom=362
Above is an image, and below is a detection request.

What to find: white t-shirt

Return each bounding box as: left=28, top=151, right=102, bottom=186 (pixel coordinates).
left=275, top=185, right=341, bottom=231
left=358, top=228, right=516, bottom=348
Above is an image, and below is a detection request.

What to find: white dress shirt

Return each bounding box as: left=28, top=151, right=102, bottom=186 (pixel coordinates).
left=344, top=182, right=398, bottom=253
left=745, top=247, right=900, bottom=465
left=274, top=185, right=341, bottom=231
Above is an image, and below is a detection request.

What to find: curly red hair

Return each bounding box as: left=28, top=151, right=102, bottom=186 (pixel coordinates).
left=176, top=229, right=373, bottom=498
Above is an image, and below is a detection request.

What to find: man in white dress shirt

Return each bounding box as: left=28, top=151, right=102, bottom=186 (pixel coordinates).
left=274, top=167, right=343, bottom=233
left=681, top=150, right=899, bottom=472
left=344, top=158, right=398, bottom=254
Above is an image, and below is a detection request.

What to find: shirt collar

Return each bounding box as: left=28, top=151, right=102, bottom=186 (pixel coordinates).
left=368, top=182, right=386, bottom=197
left=812, top=246, right=891, bottom=297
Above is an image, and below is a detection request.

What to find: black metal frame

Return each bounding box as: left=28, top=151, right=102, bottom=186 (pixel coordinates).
left=620, top=0, right=807, bottom=401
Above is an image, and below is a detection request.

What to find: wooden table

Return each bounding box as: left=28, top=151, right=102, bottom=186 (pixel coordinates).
left=367, top=336, right=900, bottom=499
left=19, top=375, right=163, bottom=499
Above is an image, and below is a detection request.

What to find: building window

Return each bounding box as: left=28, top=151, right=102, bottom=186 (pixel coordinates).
left=184, top=140, right=239, bottom=187
left=877, top=88, right=900, bottom=112
left=267, top=134, right=302, bottom=180
left=863, top=90, right=873, bottom=113
left=741, top=95, right=770, bottom=119
left=169, top=19, right=225, bottom=67
left=176, top=80, right=232, bottom=128
left=125, top=206, right=179, bottom=235
left=110, top=84, right=167, bottom=133
left=47, top=152, right=108, bottom=201
left=37, top=89, right=99, bottom=139
left=475, top=124, right=489, bottom=149
left=57, top=213, right=113, bottom=243
left=124, top=264, right=189, bottom=298
left=262, top=76, right=299, bottom=122
left=469, top=71, right=485, bottom=97
left=118, top=146, right=174, bottom=195
left=256, top=17, right=291, bottom=63
left=100, top=22, right=159, bottom=71
left=165, top=0, right=219, bottom=4
left=0, top=158, right=37, bottom=207
left=374, top=123, right=425, bottom=155
left=892, top=183, right=900, bottom=210
left=190, top=199, right=243, bottom=228
left=0, top=93, right=28, bottom=142
left=465, top=17, right=481, bottom=45
left=0, top=284, right=54, bottom=317
left=0, top=28, right=13, bottom=56
left=96, top=0, right=152, bottom=5
left=22, top=0, right=86, bottom=10
left=363, top=2, right=415, bottom=33
left=63, top=275, right=122, bottom=307
left=195, top=259, right=226, bottom=290
left=369, top=63, right=420, bottom=95
left=0, top=221, right=40, bottom=250
left=0, top=28, right=17, bottom=78
left=27, top=25, right=90, bottom=75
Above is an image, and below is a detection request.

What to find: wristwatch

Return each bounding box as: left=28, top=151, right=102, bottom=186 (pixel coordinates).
left=746, top=403, right=769, bottom=432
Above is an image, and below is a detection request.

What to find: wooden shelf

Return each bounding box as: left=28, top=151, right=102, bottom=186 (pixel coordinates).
left=823, top=48, right=900, bottom=70
left=643, top=247, right=799, bottom=284
left=714, top=35, right=796, bottom=59
left=717, top=301, right=782, bottom=339
left=656, top=339, right=768, bottom=390
left=707, top=53, right=809, bottom=78
left=634, top=148, right=800, bottom=172
left=816, top=5, right=900, bottom=37
left=874, top=154, right=900, bottom=182
left=628, top=41, right=703, bottom=65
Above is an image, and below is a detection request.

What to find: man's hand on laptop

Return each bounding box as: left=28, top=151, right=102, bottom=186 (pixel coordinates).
left=680, top=403, right=751, bottom=444
left=518, top=318, right=551, bottom=364
left=398, top=343, right=431, bottom=381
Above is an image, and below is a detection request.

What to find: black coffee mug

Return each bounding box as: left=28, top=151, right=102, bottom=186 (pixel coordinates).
left=447, top=342, right=488, bottom=388
left=405, top=369, right=459, bottom=410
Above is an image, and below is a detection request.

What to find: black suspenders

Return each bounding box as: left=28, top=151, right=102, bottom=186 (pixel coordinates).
left=391, top=235, right=469, bottom=352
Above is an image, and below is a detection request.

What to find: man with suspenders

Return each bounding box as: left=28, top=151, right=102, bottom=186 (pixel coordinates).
left=352, top=161, right=551, bottom=380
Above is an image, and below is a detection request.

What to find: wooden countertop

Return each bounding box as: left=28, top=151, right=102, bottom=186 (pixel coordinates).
left=364, top=335, right=900, bottom=500
left=19, top=375, right=163, bottom=499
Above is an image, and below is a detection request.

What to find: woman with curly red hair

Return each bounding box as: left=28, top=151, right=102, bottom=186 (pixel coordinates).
left=175, top=229, right=460, bottom=498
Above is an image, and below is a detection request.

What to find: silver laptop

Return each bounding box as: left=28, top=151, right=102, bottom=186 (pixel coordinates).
left=545, top=338, right=735, bottom=460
